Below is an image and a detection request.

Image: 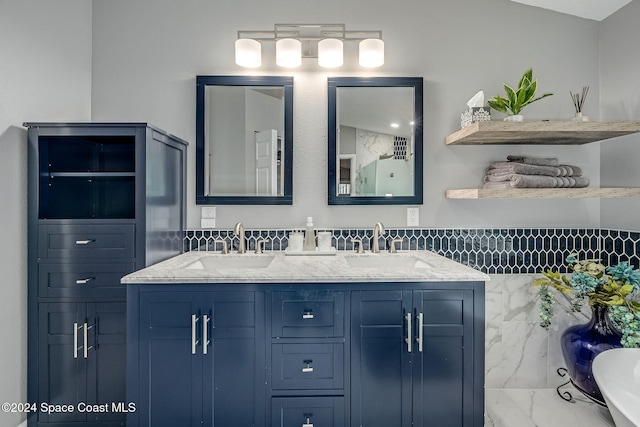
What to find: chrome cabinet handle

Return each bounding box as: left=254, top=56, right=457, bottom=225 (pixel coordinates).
left=75, top=239, right=94, bottom=245
left=75, top=277, right=95, bottom=285
left=74, top=322, right=93, bottom=359
left=303, top=415, right=314, bottom=427
left=302, top=310, right=314, bottom=319
left=406, top=312, right=412, bottom=353
left=84, top=323, right=94, bottom=359
left=203, top=314, right=210, bottom=355
left=73, top=322, right=79, bottom=359
left=417, top=312, right=424, bottom=352
left=191, top=315, right=199, bottom=355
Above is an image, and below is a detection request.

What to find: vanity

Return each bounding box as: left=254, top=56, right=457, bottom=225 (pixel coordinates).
left=123, top=250, right=488, bottom=427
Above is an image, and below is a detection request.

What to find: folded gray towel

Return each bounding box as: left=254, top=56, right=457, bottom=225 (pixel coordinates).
left=507, top=155, right=559, bottom=166
left=487, top=162, right=562, bottom=177
left=558, top=164, right=583, bottom=176
left=483, top=173, right=589, bottom=188
left=487, top=162, right=583, bottom=177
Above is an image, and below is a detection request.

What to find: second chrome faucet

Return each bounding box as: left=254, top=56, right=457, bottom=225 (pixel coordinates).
left=372, top=222, right=385, bottom=253
left=233, top=222, right=246, bottom=254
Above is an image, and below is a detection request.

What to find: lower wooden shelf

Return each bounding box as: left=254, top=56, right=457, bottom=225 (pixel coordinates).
left=445, top=187, right=640, bottom=199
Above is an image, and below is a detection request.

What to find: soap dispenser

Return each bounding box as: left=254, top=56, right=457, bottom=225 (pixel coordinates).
left=303, top=216, right=317, bottom=251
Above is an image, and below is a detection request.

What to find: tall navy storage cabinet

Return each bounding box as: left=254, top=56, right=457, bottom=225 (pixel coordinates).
left=26, top=123, right=187, bottom=427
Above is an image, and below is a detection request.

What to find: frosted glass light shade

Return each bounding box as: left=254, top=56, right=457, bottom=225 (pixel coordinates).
left=318, top=38, right=343, bottom=68
left=359, top=39, right=384, bottom=68
left=276, top=38, right=302, bottom=68
left=235, top=39, right=261, bottom=68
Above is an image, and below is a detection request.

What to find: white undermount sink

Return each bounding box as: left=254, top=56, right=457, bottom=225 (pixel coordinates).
left=182, top=255, right=275, bottom=270
left=344, top=254, right=433, bottom=269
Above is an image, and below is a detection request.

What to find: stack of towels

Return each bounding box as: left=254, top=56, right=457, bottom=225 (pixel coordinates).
left=483, top=155, right=589, bottom=189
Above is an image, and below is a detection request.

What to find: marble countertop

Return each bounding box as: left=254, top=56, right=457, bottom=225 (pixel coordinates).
left=121, top=250, right=489, bottom=284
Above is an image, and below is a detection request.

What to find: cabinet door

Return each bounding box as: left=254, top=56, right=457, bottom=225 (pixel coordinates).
left=202, top=291, right=264, bottom=427
left=412, top=290, right=474, bottom=427
left=350, top=290, right=413, bottom=427
left=38, top=302, right=126, bottom=426
left=38, top=302, right=87, bottom=424
left=138, top=292, right=203, bottom=427
left=85, top=302, right=127, bottom=424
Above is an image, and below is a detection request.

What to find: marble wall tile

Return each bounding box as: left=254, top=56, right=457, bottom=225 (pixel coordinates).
left=501, top=275, right=540, bottom=322
left=485, top=279, right=504, bottom=388
left=501, top=320, right=548, bottom=388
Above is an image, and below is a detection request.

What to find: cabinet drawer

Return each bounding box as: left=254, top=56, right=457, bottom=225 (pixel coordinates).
left=39, top=262, right=134, bottom=298
left=272, top=397, right=344, bottom=427
left=272, top=291, right=344, bottom=338
left=38, top=224, right=135, bottom=260
left=272, top=343, right=344, bottom=390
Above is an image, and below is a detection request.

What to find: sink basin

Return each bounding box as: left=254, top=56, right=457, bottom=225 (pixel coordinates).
left=183, top=255, right=275, bottom=270
left=344, top=255, right=432, bottom=269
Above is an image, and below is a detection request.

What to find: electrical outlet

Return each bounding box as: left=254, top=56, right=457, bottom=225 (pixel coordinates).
left=407, top=207, right=419, bottom=227
left=201, top=206, right=216, bottom=219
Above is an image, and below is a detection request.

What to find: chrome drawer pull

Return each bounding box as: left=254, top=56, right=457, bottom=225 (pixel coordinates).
left=302, top=311, right=314, bottom=319
left=302, top=360, right=314, bottom=373
left=303, top=416, right=313, bottom=427
left=75, top=277, right=96, bottom=285
left=75, top=239, right=95, bottom=245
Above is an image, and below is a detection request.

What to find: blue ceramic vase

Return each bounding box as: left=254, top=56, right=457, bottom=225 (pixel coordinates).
left=560, top=304, right=622, bottom=404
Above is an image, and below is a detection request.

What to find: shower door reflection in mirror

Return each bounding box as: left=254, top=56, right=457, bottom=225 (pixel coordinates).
left=328, top=77, right=423, bottom=205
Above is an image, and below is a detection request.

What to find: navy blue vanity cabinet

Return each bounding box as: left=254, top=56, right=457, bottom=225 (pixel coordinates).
left=128, top=281, right=484, bottom=427
left=351, top=286, right=483, bottom=427
left=129, top=288, right=265, bottom=427
left=26, top=123, right=187, bottom=427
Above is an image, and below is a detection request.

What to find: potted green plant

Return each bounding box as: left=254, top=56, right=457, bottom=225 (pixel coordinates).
left=488, top=68, right=553, bottom=121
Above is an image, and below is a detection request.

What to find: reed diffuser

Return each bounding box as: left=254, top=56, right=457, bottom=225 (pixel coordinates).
left=570, top=86, right=589, bottom=122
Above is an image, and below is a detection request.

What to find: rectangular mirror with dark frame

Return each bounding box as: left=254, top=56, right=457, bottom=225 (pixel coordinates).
left=196, top=75, right=293, bottom=205
left=328, top=77, right=423, bottom=205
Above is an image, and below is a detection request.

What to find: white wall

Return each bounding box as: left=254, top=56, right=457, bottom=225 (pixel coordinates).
left=90, top=0, right=602, bottom=230
left=0, top=1, right=92, bottom=425
left=600, top=0, right=640, bottom=231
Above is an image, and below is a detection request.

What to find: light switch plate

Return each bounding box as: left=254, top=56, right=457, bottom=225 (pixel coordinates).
left=407, top=207, right=419, bottom=227
left=201, top=206, right=216, bottom=219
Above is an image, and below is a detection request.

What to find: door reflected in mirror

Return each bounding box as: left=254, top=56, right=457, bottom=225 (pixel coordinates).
left=328, top=77, right=423, bottom=205
left=196, top=76, right=293, bottom=205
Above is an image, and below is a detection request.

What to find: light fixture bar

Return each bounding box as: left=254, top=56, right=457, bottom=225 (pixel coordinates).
left=235, top=23, right=384, bottom=67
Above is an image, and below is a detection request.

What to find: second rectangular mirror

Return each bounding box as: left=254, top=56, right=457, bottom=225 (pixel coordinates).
left=328, top=77, right=423, bottom=205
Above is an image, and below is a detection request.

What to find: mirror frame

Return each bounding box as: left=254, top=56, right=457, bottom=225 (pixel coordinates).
left=196, top=75, right=294, bottom=205
left=327, top=77, right=423, bottom=205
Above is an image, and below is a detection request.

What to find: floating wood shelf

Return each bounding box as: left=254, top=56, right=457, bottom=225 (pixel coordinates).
left=445, top=187, right=640, bottom=199
left=445, top=121, right=640, bottom=145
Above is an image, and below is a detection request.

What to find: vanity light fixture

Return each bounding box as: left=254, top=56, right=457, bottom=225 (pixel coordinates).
left=235, top=24, right=383, bottom=69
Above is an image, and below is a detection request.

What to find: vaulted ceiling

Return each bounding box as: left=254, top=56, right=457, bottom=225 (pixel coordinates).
left=510, top=0, right=632, bottom=21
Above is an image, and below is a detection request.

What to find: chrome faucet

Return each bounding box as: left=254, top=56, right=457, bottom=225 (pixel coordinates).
left=372, top=222, right=385, bottom=253
left=233, top=222, right=246, bottom=254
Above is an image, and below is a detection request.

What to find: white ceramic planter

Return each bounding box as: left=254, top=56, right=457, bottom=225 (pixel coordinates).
left=503, top=115, right=524, bottom=122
